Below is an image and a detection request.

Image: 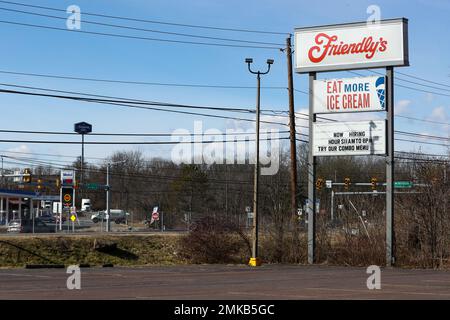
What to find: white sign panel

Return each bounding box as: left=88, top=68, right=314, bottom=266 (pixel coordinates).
left=313, top=121, right=386, bottom=156
left=61, top=170, right=75, bottom=186
left=295, top=18, right=408, bottom=73
left=313, top=76, right=385, bottom=114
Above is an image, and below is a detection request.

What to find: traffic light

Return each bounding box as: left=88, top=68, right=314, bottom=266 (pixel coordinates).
left=22, top=168, right=32, bottom=183
left=371, top=177, right=378, bottom=190
left=344, top=177, right=351, bottom=190
left=37, top=178, right=43, bottom=190
left=316, top=178, right=324, bottom=190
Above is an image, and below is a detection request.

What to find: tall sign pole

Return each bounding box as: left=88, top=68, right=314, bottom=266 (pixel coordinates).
left=386, top=66, right=395, bottom=266
left=74, top=122, right=92, bottom=206
left=307, top=72, right=317, bottom=264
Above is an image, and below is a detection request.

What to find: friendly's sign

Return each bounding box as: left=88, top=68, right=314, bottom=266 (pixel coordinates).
left=314, top=76, right=385, bottom=113
left=313, top=120, right=386, bottom=156
left=295, top=18, right=408, bottom=73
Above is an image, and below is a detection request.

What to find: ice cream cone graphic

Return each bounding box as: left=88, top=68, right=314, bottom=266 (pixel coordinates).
left=375, top=77, right=385, bottom=110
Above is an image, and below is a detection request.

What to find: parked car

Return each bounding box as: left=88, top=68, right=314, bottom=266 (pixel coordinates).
left=7, top=218, right=55, bottom=233
left=91, top=209, right=129, bottom=224
left=40, top=213, right=56, bottom=224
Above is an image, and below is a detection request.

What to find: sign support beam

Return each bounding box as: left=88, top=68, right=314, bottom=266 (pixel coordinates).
left=308, top=72, right=317, bottom=264
left=386, top=66, right=395, bottom=267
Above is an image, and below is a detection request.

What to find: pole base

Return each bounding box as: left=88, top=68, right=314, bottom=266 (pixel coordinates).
left=248, top=257, right=262, bottom=267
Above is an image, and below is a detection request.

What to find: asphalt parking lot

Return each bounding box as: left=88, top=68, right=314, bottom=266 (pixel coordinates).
left=1, top=265, right=449, bottom=300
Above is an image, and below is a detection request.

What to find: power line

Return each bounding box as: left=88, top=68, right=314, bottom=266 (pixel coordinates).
left=0, top=137, right=292, bottom=145
left=396, top=131, right=449, bottom=141
left=395, top=70, right=450, bottom=89
left=0, top=71, right=444, bottom=128
left=0, top=6, right=284, bottom=46
left=395, top=138, right=449, bottom=147
left=367, top=69, right=450, bottom=93
left=348, top=70, right=450, bottom=98
left=0, top=128, right=292, bottom=137
left=0, top=20, right=282, bottom=50
left=0, top=83, right=293, bottom=127
left=396, top=115, right=449, bottom=126
left=0, top=69, right=287, bottom=90
left=0, top=0, right=288, bottom=35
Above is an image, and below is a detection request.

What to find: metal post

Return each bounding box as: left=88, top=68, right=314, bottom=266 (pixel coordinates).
left=386, top=66, right=395, bottom=267
left=308, top=72, right=317, bottom=264
left=106, top=163, right=111, bottom=232
left=286, top=36, right=298, bottom=219
left=5, top=197, right=9, bottom=226
left=1, top=156, right=3, bottom=186
left=251, top=72, right=261, bottom=265
left=31, top=198, right=34, bottom=234
left=59, top=187, right=62, bottom=231
left=80, top=133, right=84, bottom=204
left=245, top=58, right=273, bottom=267
left=161, top=210, right=164, bottom=232
left=18, top=198, right=22, bottom=220
left=331, top=189, right=334, bottom=222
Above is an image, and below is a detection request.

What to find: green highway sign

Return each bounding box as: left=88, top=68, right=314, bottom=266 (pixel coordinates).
left=84, top=183, right=108, bottom=190
left=85, top=183, right=100, bottom=190
left=394, top=181, right=413, bottom=188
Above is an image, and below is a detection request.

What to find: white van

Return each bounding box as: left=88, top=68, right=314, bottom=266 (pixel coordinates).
left=81, top=199, right=92, bottom=212
left=91, top=209, right=129, bottom=224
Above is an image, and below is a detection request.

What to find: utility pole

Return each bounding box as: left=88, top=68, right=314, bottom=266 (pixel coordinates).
left=106, top=163, right=111, bottom=232
left=286, top=36, right=298, bottom=219
left=245, top=57, right=274, bottom=267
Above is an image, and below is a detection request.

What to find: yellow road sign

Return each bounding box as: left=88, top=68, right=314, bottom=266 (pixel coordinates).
left=70, top=214, right=76, bottom=222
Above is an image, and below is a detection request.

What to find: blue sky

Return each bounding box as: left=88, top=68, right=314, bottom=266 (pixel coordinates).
left=0, top=0, right=448, bottom=168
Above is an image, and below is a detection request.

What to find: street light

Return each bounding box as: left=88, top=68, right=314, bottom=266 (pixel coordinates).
left=245, top=57, right=274, bottom=267
left=105, top=159, right=127, bottom=232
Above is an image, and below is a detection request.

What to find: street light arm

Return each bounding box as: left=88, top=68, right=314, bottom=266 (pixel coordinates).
left=247, top=62, right=258, bottom=75
left=260, top=63, right=272, bottom=75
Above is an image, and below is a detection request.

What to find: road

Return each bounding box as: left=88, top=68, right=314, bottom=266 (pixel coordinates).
left=1, top=265, right=449, bottom=299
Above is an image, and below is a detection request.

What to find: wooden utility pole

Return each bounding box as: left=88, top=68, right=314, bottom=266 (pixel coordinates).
left=286, top=36, right=298, bottom=217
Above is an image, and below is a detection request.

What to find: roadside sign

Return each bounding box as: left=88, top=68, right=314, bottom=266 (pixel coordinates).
left=61, top=170, right=75, bottom=186
left=294, top=18, right=409, bottom=73
left=394, top=181, right=413, bottom=188
left=85, top=183, right=98, bottom=190
left=326, top=180, right=333, bottom=189
left=74, top=122, right=92, bottom=134
left=313, top=76, right=386, bottom=114
left=313, top=120, right=386, bottom=156
left=70, top=214, right=76, bottom=222
left=62, top=188, right=74, bottom=207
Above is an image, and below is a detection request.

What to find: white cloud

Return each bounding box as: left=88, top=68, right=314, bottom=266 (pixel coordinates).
left=394, top=100, right=412, bottom=115
left=428, top=106, right=448, bottom=122
left=425, top=93, right=434, bottom=103
left=6, top=144, right=31, bottom=155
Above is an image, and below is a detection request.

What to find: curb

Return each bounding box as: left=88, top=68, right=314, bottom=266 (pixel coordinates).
left=25, top=264, right=65, bottom=269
